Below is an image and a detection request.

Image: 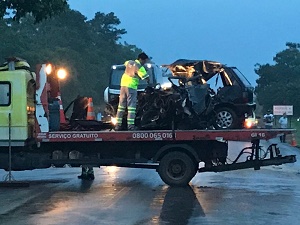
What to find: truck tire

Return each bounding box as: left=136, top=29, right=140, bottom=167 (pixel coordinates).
left=157, top=151, right=197, bottom=186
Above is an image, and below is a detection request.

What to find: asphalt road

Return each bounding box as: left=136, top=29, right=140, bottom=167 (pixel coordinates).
left=0, top=139, right=299, bottom=225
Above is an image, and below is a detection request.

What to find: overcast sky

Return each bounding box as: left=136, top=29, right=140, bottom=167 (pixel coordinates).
left=68, top=0, right=300, bottom=86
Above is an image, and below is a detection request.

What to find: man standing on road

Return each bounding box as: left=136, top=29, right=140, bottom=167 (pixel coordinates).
left=278, top=112, right=288, bottom=143
left=263, top=109, right=274, bottom=129
left=115, top=53, right=149, bottom=131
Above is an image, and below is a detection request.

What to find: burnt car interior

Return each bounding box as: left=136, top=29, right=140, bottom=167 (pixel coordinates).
left=164, top=59, right=247, bottom=96
left=163, top=59, right=256, bottom=129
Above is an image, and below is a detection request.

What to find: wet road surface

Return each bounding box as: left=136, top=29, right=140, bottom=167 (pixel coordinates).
left=0, top=140, right=299, bottom=225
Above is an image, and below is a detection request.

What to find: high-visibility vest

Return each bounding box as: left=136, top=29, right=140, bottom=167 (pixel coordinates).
left=120, top=60, right=148, bottom=89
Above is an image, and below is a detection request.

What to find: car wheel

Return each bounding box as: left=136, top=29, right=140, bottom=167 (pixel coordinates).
left=214, top=107, right=238, bottom=129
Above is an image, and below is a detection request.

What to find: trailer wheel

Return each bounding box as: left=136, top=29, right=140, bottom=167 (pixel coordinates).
left=158, top=151, right=197, bottom=186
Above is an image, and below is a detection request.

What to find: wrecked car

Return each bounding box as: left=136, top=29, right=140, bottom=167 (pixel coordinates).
left=163, top=59, right=256, bottom=129
left=105, top=59, right=256, bottom=130
left=105, top=74, right=216, bottom=130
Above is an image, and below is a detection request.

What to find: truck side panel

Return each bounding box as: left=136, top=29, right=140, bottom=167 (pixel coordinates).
left=0, top=70, right=35, bottom=144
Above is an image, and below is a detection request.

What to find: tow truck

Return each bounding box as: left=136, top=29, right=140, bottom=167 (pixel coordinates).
left=0, top=58, right=296, bottom=186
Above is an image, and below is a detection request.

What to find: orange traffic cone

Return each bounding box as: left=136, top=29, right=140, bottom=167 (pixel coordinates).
left=291, top=133, right=297, bottom=147
left=86, top=98, right=95, bottom=120
left=57, top=92, right=66, bottom=124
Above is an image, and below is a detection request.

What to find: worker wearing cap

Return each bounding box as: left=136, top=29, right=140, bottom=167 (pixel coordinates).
left=115, top=53, right=150, bottom=131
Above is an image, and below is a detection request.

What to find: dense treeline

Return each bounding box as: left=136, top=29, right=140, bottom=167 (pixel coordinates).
left=0, top=0, right=68, bottom=22
left=0, top=9, right=142, bottom=106
left=255, top=42, right=300, bottom=116
left=1, top=1, right=300, bottom=116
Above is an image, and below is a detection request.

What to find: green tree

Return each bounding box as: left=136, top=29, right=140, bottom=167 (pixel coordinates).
left=88, top=12, right=126, bottom=42
left=0, top=0, right=68, bottom=22
left=255, top=42, right=300, bottom=114
left=0, top=9, right=143, bottom=107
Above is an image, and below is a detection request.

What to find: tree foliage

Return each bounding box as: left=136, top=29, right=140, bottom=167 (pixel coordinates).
left=0, top=9, right=143, bottom=106
left=87, top=12, right=126, bottom=42
left=255, top=42, right=300, bottom=115
left=0, top=0, right=68, bottom=22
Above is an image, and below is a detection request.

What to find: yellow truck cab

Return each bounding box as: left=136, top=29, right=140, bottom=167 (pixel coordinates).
left=0, top=58, right=36, bottom=146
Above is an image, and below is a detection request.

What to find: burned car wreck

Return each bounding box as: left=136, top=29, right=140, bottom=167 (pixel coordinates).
left=165, top=59, right=256, bottom=129
left=105, top=59, right=256, bottom=130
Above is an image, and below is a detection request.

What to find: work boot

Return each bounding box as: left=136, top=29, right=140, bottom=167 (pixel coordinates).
left=87, top=166, right=95, bottom=180
left=78, top=166, right=88, bottom=180
left=88, top=173, right=95, bottom=180
left=78, top=174, right=89, bottom=179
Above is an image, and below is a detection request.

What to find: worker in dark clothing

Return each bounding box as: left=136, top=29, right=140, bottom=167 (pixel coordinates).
left=78, top=165, right=95, bottom=180
left=115, top=53, right=149, bottom=131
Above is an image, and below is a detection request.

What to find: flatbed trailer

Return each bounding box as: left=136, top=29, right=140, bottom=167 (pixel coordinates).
left=0, top=61, right=296, bottom=186
left=1, top=128, right=293, bottom=186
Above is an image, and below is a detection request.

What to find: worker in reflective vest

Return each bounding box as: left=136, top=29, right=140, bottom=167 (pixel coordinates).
left=115, top=52, right=149, bottom=131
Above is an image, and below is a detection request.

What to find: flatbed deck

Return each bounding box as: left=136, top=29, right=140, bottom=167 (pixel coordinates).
left=1, top=128, right=296, bottom=186
left=37, top=129, right=295, bottom=143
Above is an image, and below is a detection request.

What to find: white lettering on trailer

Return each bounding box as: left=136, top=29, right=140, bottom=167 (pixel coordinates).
left=251, top=132, right=266, bottom=138
left=49, top=133, right=99, bottom=139
left=49, top=133, right=72, bottom=139
left=71, top=133, right=99, bottom=139
left=132, top=132, right=173, bottom=140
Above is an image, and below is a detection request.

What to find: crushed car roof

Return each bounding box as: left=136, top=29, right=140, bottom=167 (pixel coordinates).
left=162, top=59, right=224, bottom=81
